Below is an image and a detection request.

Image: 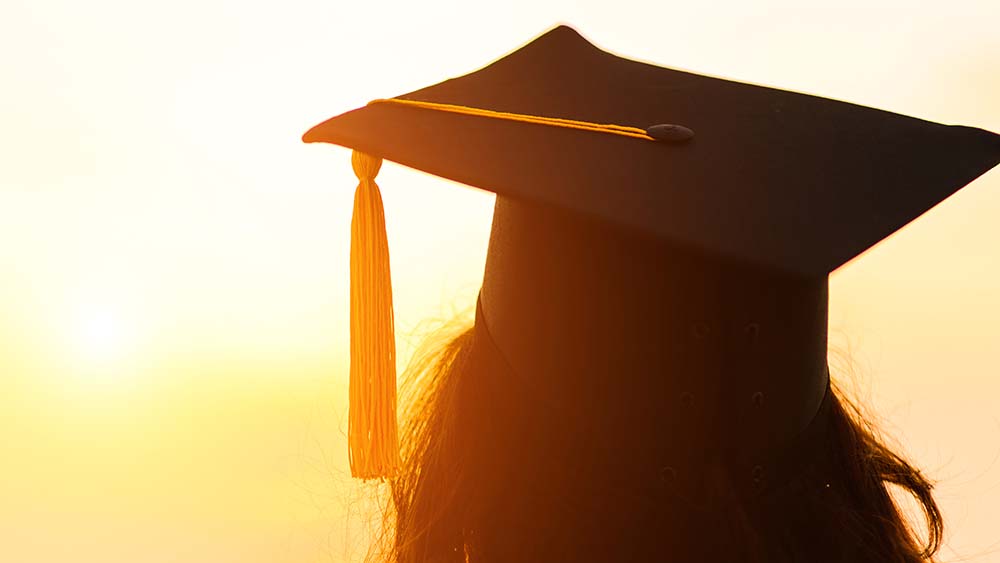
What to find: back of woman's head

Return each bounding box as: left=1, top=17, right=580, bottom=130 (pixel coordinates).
left=303, top=28, right=997, bottom=563
left=370, top=324, right=942, bottom=563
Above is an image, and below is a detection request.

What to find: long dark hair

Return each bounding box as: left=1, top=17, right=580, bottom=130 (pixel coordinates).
left=367, top=323, right=942, bottom=563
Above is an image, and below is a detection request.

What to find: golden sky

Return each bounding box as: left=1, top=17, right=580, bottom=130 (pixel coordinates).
left=2, top=0, right=999, bottom=561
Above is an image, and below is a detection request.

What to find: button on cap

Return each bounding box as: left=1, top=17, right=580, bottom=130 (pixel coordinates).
left=646, top=123, right=694, bottom=142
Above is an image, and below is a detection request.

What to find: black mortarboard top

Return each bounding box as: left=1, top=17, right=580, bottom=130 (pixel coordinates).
left=303, top=25, right=1000, bottom=486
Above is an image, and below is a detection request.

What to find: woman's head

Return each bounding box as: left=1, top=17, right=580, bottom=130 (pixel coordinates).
left=364, top=197, right=942, bottom=563
left=304, top=26, right=997, bottom=563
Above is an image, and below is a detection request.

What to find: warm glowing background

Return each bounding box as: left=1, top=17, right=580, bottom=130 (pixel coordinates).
left=2, top=1, right=999, bottom=561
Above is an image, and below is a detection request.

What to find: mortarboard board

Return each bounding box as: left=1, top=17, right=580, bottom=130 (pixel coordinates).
left=303, top=25, right=1000, bottom=486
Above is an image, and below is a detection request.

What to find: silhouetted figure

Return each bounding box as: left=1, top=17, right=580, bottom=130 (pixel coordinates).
left=304, top=25, right=1000, bottom=563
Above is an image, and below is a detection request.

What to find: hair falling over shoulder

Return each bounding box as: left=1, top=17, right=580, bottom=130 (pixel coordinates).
left=365, top=324, right=943, bottom=563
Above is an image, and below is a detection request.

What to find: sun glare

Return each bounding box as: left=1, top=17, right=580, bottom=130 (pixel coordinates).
left=74, top=307, right=131, bottom=370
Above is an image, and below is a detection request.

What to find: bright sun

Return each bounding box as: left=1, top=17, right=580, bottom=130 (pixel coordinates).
left=74, top=308, right=131, bottom=369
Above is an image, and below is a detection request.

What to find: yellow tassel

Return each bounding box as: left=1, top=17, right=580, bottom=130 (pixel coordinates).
left=349, top=150, right=399, bottom=480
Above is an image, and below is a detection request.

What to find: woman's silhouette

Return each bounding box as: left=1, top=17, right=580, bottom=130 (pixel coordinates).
left=304, top=25, right=1000, bottom=563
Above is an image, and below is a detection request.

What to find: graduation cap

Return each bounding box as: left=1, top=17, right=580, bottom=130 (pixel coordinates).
left=303, top=25, right=1000, bottom=485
